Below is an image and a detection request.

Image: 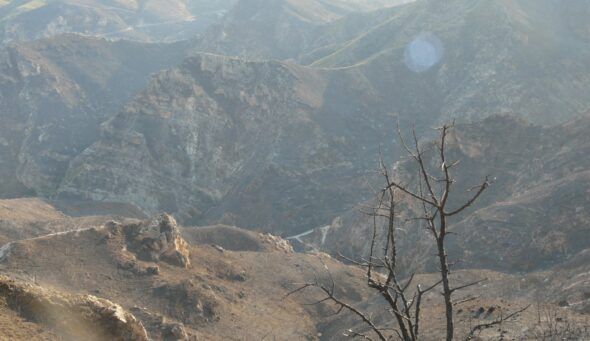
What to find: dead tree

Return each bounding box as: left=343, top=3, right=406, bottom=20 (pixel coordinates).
left=288, top=123, right=528, bottom=340
left=386, top=123, right=489, bottom=340
left=287, top=177, right=441, bottom=341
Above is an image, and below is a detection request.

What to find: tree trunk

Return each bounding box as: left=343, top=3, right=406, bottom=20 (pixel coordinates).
left=437, top=236, right=454, bottom=341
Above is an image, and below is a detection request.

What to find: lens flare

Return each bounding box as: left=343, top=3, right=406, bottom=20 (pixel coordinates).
left=404, top=33, right=444, bottom=73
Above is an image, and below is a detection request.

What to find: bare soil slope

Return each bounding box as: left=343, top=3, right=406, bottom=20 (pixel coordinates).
left=0, top=202, right=586, bottom=340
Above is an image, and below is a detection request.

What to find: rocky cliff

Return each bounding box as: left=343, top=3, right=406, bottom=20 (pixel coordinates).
left=0, top=34, right=187, bottom=197
left=55, top=53, right=397, bottom=234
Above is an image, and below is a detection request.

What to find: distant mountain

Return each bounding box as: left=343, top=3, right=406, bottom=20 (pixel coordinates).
left=0, top=0, right=413, bottom=45
left=55, top=1, right=590, bottom=235
left=309, top=0, right=590, bottom=124
left=3, top=0, right=590, bottom=237
left=0, top=34, right=188, bottom=197
left=1, top=0, right=590, bottom=338
left=297, top=114, right=590, bottom=279
left=0, top=0, right=239, bottom=44
left=192, top=0, right=412, bottom=60
left=197, top=0, right=590, bottom=124
left=55, top=54, right=394, bottom=233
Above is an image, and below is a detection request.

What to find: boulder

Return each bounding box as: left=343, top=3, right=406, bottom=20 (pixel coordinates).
left=124, top=214, right=191, bottom=268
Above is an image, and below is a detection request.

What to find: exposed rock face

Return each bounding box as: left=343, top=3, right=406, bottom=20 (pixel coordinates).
left=315, top=0, right=590, bottom=124
left=57, top=53, right=391, bottom=234
left=123, top=214, right=191, bottom=268
left=0, top=275, right=148, bottom=341
left=258, top=233, right=294, bottom=253
left=0, top=35, right=188, bottom=198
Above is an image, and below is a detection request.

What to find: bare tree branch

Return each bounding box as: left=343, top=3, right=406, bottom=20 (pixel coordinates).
left=385, top=181, right=438, bottom=207
left=450, top=279, right=488, bottom=294
left=446, top=178, right=490, bottom=216
left=290, top=122, right=491, bottom=341
left=467, top=305, right=531, bottom=340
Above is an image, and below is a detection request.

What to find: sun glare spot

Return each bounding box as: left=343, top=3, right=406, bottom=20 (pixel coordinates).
left=404, top=33, right=444, bottom=73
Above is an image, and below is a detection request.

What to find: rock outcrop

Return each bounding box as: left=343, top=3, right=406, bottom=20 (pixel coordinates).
left=122, top=214, right=191, bottom=268
left=0, top=275, right=149, bottom=341
left=258, top=233, right=294, bottom=253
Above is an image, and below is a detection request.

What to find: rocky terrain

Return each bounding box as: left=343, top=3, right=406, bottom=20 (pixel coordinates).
left=0, top=197, right=142, bottom=245
left=0, top=200, right=361, bottom=340
left=0, top=0, right=415, bottom=45
left=0, top=199, right=587, bottom=340
left=0, top=0, right=589, bottom=339
left=0, top=275, right=149, bottom=340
